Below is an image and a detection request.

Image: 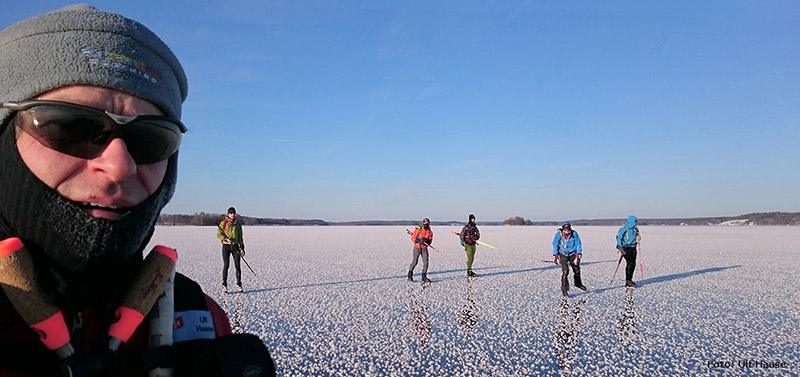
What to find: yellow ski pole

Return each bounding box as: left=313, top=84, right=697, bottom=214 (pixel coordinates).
left=450, top=231, right=496, bottom=249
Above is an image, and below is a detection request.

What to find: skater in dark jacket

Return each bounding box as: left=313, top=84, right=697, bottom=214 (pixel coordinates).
left=553, top=221, right=587, bottom=296
left=616, top=215, right=641, bottom=288
left=459, top=214, right=481, bottom=277
left=0, top=5, right=274, bottom=376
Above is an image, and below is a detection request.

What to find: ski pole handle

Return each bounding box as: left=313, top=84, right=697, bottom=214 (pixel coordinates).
left=0, top=238, right=74, bottom=359
left=109, top=246, right=177, bottom=351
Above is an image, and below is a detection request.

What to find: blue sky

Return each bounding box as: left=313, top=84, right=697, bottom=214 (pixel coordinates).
left=4, top=1, right=798, bottom=222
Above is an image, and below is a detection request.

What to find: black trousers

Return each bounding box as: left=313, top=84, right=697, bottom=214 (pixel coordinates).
left=559, top=254, right=583, bottom=294
left=623, top=246, right=638, bottom=281
left=222, top=244, right=242, bottom=286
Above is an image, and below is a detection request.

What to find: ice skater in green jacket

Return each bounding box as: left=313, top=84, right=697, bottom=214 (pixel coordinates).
left=217, top=207, right=245, bottom=293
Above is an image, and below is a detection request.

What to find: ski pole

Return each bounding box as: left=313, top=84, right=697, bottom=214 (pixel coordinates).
left=406, top=229, right=440, bottom=252
left=238, top=250, right=256, bottom=276
left=449, top=231, right=496, bottom=249
left=217, top=223, right=256, bottom=276
left=609, top=253, right=624, bottom=285
left=638, top=241, right=645, bottom=285
left=475, top=240, right=497, bottom=249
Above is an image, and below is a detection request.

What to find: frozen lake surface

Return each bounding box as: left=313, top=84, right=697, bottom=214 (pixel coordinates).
left=147, top=226, right=800, bottom=376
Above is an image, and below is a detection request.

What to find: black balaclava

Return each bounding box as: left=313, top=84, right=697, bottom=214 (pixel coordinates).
left=0, top=124, right=179, bottom=306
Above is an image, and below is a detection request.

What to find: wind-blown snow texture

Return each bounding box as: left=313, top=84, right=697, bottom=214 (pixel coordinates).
left=147, top=226, right=799, bottom=376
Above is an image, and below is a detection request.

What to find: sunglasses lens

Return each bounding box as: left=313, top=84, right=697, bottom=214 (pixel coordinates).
left=18, top=103, right=181, bottom=164
left=24, top=106, right=109, bottom=159
left=122, top=119, right=182, bottom=164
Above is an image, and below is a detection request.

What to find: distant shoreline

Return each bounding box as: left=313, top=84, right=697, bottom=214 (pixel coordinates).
left=158, top=211, right=800, bottom=226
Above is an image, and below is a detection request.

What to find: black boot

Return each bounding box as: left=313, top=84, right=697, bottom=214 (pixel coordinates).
left=422, top=274, right=432, bottom=284
left=467, top=270, right=478, bottom=277
left=407, top=271, right=414, bottom=282
left=574, top=272, right=587, bottom=291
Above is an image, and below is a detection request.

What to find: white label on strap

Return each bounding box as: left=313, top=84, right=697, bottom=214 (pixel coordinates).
left=173, top=310, right=215, bottom=342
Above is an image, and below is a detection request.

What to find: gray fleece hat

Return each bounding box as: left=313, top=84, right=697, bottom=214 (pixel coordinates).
left=0, top=3, right=187, bottom=126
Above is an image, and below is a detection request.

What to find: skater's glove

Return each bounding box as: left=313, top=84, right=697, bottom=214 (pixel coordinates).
left=240, top=244, right=245, bottom=257
left=574, top=255, right=581, bottom=266
left=554, top=255, right=560, bottom=265
left=617, top=245, right=626, bottom=255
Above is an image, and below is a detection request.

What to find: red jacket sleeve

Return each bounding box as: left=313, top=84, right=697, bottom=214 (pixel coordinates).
left=410, top=227, right=420, bottom=243
left=204, top=294, right=232, bottom=336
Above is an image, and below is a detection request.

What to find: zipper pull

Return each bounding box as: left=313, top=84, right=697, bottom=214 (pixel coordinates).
left=71, top=311, right=83, bottom=352
left=72, top=311, right=83, bottom=332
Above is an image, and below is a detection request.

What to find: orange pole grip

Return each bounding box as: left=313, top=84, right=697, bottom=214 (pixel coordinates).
left=30, top=311, right=71, bottom=351
left=0, top=238, right=72, bottom=355
left=107, top=246, right=176, bottom=346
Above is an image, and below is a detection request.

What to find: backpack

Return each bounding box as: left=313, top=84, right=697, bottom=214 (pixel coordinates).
left=620, top=225, right=639, bottom=247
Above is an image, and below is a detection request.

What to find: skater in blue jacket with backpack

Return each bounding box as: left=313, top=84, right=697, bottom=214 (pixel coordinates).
left=616, top=215, right=641, bottom=287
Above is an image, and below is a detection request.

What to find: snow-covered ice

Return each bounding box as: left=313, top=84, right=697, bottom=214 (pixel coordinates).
left=147, top=225, right=799, bottom=376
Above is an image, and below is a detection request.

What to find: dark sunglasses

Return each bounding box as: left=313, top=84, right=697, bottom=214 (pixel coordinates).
left=2, top=100, right=186, bottom=164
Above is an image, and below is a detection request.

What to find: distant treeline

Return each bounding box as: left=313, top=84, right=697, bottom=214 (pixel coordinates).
left=158, top=212, right=800, bottom=226
left=502, top=213, right=800, bottom=226
left=158, top=212, right=328, bottom=226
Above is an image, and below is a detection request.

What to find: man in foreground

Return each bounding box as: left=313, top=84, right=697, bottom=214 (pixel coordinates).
left=0, top=4, right=274, bottom=376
